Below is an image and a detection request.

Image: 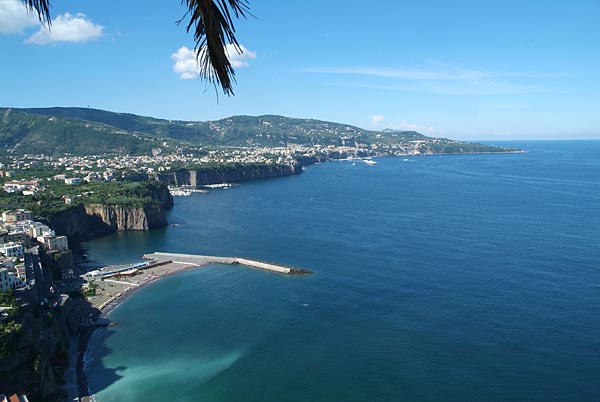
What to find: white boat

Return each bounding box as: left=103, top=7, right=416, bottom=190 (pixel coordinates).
left=363, top=159, right=377, bottom=165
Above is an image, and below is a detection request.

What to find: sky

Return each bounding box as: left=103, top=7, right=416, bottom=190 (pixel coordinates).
left=1, top=0, right=599, bottom=140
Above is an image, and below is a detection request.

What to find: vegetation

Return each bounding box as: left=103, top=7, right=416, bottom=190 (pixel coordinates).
left=0, top=179, right=168, bottom=220
left=81, top=283, right=98, bottom=298
left=0, top=108, right=163, bottom=155
left=0, top=291, right=22, bottom=359
left=1, top=107, right=516, bottom=155
left=0, top=290, right=18, bottom=308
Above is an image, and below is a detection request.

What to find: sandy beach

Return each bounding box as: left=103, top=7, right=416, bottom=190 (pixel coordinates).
left=67, top=251, right=312, bottom=401
left=72, top=258, right=212, bottom=401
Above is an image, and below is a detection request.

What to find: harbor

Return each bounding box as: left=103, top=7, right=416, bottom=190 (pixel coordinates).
left=82, top=252, right=311, bottom=313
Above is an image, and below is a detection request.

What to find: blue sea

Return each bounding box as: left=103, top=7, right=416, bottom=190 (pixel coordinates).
left=85, top=141, right=600, bottom=402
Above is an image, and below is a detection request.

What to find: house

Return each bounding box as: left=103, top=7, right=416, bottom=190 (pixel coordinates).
left=25, top=222, right=50, bottom=239
left=0, top=268, right=9, bottom=291
left=0, top=242, right=24, bottom=258
left=0, top=267, right=25, bottom=291
left=2, top=209, right=33, bottom=223
left=39, top=235, right=69, bottom=252
left=3, top=181, right=39, bottom=193
left=0, top=267, right=23, bottom=291
left=64, top=177, right=82, bottom=185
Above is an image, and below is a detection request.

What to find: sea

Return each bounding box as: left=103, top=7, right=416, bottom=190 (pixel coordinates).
left=84, top=141, right=600, bottom=402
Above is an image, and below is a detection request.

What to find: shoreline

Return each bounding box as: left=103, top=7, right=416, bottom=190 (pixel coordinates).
left=68, top=149, right=514, bottom=401
left=74, top=250, right=308, bottom=401
left=74, top=258, right=213, bottom=402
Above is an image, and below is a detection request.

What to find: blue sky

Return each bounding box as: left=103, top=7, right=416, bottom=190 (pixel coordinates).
left=1, top=0, right=599, bottom=140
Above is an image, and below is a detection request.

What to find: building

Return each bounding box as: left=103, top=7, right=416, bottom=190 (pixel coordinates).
left=0, top=267, right=25, bottom=291
left=3, top=181, right=39, bottom=194
left=25, top=222, right=50, bottom=239
left=0, top=394, right=31, bottom=402
left=2, top=209, right=33, bottom=223
left=0, top=242, right=24, bottom=258
left=0, top=268, right=9, bottom=291
left=64, top=177, right=82, bottom=185
left=39, top=235, right=69, bottom=252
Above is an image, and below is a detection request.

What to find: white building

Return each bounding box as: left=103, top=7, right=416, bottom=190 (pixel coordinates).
left=2, top=209, right=33, bottom=223
left=39, top=235, right=69, bottom=252
left=0, top=268, right=9, bottom=292
left=0, top=242, right=24, bottom=258
left=0, top=268, right=22, bottom=291
left=64, top=177, right=82, bottom=185
left=26, top=222, right=50, bottom=239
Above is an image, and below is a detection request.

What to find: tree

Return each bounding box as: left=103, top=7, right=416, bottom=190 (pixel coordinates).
left=21, top=0, right=249, bottom=96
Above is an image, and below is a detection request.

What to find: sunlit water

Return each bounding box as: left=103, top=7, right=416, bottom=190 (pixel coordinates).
left=86, top=141, right=600, bottom=402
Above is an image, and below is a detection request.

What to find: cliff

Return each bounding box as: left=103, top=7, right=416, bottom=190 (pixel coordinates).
left=47, top=182, right=173, bottom=241
left=0, top=302, right=74, bottom=401
left=84, top=203, right=167, bottom=231
left=153, top=162, right=302, bottom=186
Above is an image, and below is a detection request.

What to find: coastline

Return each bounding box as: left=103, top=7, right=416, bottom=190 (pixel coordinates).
left=74, top=250, right=311, bottom=401
left=74, top=258, right=213, bottom=402
left=69, top=149, right=518, bottom=401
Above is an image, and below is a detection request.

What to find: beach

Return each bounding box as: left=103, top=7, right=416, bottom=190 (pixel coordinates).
left=71, top=253, right=309, bottom=401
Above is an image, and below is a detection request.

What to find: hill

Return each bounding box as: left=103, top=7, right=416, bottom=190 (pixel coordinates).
left=0, top=107, right=513, bottom=155
left=0, top=108, right=165, bottom=155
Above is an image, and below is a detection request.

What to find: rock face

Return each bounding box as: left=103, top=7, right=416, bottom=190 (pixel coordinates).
left=0, top=304, right=73, bottom=401
left=153, top=163, right=302, bottom=186
left=48, top=183, right=172, bottom=241
left=84, top=204, right=167, bottom=232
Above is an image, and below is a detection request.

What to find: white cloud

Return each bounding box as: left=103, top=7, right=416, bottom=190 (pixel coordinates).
left=303, top=63, right=563, bottom=95
left=25, top=12, right=104, bottom=44
left=371, top=115, right=385, bottom=127
left=171, top=46, right=199, bottom=80
left=0, top=0, right=38, bottom=34
left=225, top=44, right=256, bottom=68
left=303, top=65, right=563, bottom=81
left=171, top=44, right=256, bottom=80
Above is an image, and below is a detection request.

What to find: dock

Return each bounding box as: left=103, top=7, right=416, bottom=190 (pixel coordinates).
left=142, top=252, right=312, bottom=275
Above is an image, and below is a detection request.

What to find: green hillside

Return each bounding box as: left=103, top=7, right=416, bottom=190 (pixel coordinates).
left=0, top=107, right=514, bottom=155
left=0, top=108, right=164, bottom=155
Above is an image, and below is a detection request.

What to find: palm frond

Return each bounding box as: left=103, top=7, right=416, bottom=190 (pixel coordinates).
left=20, top=0, right=51, bottom=26
left=180, top=0, right=249, bottom=96
left=20, top=0, right=250, bottom=96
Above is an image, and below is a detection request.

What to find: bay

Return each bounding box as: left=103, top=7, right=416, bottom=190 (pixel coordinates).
left=86, top=141, right=600, bottom=402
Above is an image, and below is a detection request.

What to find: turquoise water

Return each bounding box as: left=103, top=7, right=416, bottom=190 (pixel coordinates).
left=86, top=141, right=600, bottom=402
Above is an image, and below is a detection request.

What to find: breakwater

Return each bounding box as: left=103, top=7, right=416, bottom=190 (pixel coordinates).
left=143, top=252, right=311, bottom=275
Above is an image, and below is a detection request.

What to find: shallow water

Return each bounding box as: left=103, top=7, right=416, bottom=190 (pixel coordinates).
left=86, top=141, right=600, bottom=402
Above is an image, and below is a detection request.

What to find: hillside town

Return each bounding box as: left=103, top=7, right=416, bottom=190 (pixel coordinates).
left=0, top=209, right=69, bottom=296
left=0, top=139, right=440, bottom=189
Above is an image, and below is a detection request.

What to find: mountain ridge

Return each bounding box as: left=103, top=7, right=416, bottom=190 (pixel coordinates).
left=0, top=106, right=513, bottom=156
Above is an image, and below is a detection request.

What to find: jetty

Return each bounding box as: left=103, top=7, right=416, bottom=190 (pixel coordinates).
left=142, top=252, right=312, bottom=275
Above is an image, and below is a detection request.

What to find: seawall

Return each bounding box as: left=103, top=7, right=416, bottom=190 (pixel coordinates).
left=143, top=252, right=311, bottom=275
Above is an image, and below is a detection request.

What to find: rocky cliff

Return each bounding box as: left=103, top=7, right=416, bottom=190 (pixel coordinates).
left=153, top=162, right=302, bottom=186
left=47, top=182, right=172, bottom=241
left=0, top=303, right=74, bottom=401
left=84, top=203, right=167, bottom=232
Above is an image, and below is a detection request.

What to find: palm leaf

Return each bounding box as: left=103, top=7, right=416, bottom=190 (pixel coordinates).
left=20, top=0, right=51, bottom=26
left=180, top=0, right=249, bottom=96
left=20, top=0, right=250, bottom=96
